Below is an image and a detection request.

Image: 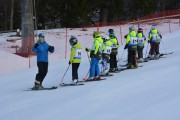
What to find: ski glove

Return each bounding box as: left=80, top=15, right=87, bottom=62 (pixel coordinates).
left=124, top=44, right=128, bottom=49
left=124, top=34, right=128, bottom=39
left=48, top=46, right=54, bottom=53
left=85, top=48, right=90, bottom=52
left=68, top=61, right=71, bottom=65
left=34, top=43, right=39, bottom=48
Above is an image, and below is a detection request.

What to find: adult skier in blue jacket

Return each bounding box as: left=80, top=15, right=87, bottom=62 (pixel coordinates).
left=32, top=33, right=54, bottom=90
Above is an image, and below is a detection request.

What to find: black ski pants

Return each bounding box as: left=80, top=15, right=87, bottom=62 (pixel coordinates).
left=36, top=62, right=48, bottom=84
left=151, top=43, right=160, bottom=55
left=72, top=63, right=80, bottom=80
left=128, top=49, right=136, bottom=66
left=137, top=46, right=144, bottom=59
left=110, top=53, right=117, bottom=69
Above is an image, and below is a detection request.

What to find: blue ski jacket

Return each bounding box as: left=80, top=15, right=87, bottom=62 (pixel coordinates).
left=32, top=41, right=54, bottom=62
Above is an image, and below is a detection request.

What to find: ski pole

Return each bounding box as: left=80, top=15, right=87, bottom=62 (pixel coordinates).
left=60, top=64, right=70, bottom=85
left=145, top=42, right=149, bottom=58
left=86, top=51, right=91, bottom=64
left=83, top=52, right=91, bottom=80
left=83, top=69, right=90, bottom=80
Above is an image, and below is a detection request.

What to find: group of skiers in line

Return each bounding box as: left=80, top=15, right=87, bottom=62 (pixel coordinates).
left=31, top=24, right=162, bottom=90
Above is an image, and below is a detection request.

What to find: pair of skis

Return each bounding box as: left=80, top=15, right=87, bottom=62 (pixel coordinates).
left=27, top=77, right=108, bottom=91
left=145, top=52, right=173, bottom=60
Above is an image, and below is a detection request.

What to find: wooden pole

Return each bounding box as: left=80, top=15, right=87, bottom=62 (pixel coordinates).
left=169, top=20, right=171, bottom=33
left=120, top=24, right=123, bottom=45
left=29, top=56, right=31, bottom=68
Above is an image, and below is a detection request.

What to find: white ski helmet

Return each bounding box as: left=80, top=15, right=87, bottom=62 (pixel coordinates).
left=151, top=24, right=157, bottom=30
left=129, top=25, right=135, bottom=32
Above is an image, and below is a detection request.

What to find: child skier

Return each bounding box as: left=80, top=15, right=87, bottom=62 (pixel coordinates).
left=32, top=33, right=54, bottom=90
left=137, top=28, right=146, bottom=62
left=124, top=26, right=138, bottom=69
left=100, top=36, right=112, bottom=76
left=85, top=31, right=101, bottom=80
left=108, top=29, right=120, bottom=72
left=148, top=25, right=162, bottom=59
left=69, top=37, right=82, bottom=84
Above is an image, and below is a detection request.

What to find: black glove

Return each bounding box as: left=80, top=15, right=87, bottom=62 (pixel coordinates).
left=48, top=46, right=54, bottom=53
left=85, top=48, right=89, bottom=52
left=34, top=43, right=39, bottom=48
left=124, top=44, right=128, bottom=49
left=124, top=34, right=128, bottom=39
left=68, top=61, right=71, bottom=65
left=159, top=35, right=162, bottom=39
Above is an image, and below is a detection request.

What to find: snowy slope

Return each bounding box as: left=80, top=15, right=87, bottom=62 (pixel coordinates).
left=0, top=30, right=180, bottom=120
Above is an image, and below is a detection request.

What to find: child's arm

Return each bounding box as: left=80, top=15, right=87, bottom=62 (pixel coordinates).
left=69, top=47, right=76, bottom=63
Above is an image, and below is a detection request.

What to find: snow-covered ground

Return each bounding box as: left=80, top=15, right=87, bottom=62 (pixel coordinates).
left=0, top=21, right=180, bottom=120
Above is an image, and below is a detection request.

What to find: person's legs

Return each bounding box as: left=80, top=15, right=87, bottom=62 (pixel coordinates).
left=113, top=54, right=117, bottom=69
left=35, top=62, right=48, bottom=85
left=95, top=58, right=100, bottom=76
left=40, top=62, right=48, bottom=84
left=140, top=47, right=144, bottom=59
left=155, top=44, right=160, bottom=55
left=137, top=46, right=141, bottom=59
left=73, top=63, right=80, bottom=80
left=149, top=42, right=152, bottom=55
left=89, top=58, right=96, bottom=78
left=110, top=53, right=115, bottom=69
left=151, top=43, right=156, bottom=58
left=71, top=63, right=80, bottom=84
left=132, top=51, right=137, bottom=66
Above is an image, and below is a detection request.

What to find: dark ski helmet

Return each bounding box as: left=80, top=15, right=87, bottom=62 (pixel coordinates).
left=138, top=28, right=143, bottom=33
left=108, top=29, right=114, bottom=34
left=69, top=37, right=77, bottom=45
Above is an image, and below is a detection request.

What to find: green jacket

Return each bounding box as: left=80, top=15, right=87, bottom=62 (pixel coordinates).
left=109, top=35, right=120, bottom=48
left=126, top=30, right=137, bottom=44
left=98, top=37, right=103, bottom=46
left=148, top=28, right=161, bottom=42
left=100, top=40, right=112, bottom=52
left=70, top=43, right=82, bottom=63
left=137, top=33, right=146, bottom=44
left=88, top=38, right=100, bottom=54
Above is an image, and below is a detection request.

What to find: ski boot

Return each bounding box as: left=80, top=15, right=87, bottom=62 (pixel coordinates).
left=154, top=54, right=160, bottom=59
left=127, top=63, right=133, bottom=69
left=109, top=68, right=115, bottom=72
left=94, top=76, right=101, bottom=80
left=32, top=84, right=44, bottom=90
left=86, top=77, right=94, bottom=81
left=71, top=79, right=78, bottom=85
